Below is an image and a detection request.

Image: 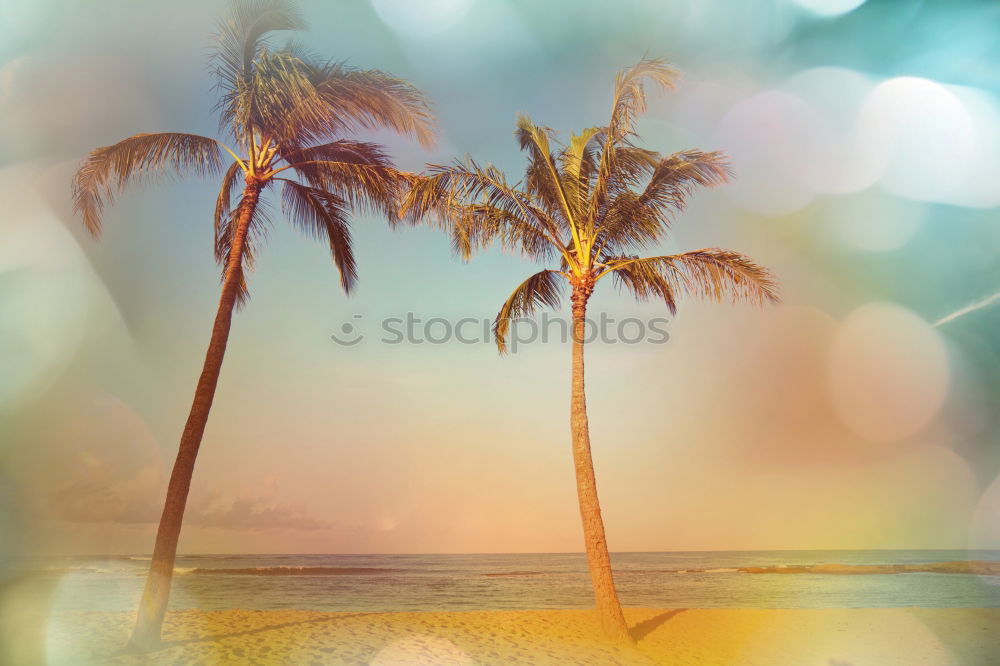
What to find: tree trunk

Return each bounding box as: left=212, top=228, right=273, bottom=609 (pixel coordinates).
left=127, top=183, right=261, bottom=651
left=569, top=286, right=632, bottom=644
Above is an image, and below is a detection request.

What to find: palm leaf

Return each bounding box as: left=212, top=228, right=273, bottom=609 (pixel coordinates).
left=212, top=0, right=304, bottom=140
left=558, top=126, right=603, bottom=216
left=285, top=159, right=405, bottom=219
left=215, top=189, right=273, bottom=307
left=603, top=250, right=779, bottom=309
left=280, top=139, right=393, bottom=169
left=213, top=0, right=303, bottom=87
left=214, top=160, right=246, bottom=263
left=588, top=58, right=678, bottom=225
left=280, top=179, right=357, bottom=292
left=639, top=150, right=730, bottom=210
left=593, top=151, right=730, bottom=256
left=307, top=60, right=436, bottom=149
left=226, top=48, right=330, bottom=146
left=517, top=114, right=578, bottom=234
left=493, top=269, right=565, bottom=354
left=606, top=254, right=679, bottom=314
left=72, top=132, right=223, bottom=236
left=401, top=160, right=565, bottom=263
left=607, top=58, right=678, bottom=141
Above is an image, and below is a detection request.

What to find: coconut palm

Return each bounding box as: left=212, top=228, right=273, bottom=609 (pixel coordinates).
left=72, top=0, right=433, bottom=650
left=402, top=58, right=778, bottom=643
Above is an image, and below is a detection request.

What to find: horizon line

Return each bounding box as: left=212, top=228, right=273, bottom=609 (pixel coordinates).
left=33, top=547, right=1000, bottom=558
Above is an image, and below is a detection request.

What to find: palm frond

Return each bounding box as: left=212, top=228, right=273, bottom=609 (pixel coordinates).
left=401, top=160, right=563, bottom=263
left=72, top=133, right=223, bottom=236
left=280, top=179, right=357, bottom=292
left=594, top=150, right=729, bottom=256
left=285, top=159, right=405, bottom=219
left=588, top=58, right=678, bottom=225
left=280, top=139, right=393, bottom=169
left=559, top=126, right=603, bottom=182
left=607, top=57, right=679, bottom=143
left=605, top=252, right=679, bottom=314
left=515, top=113, right=558, bottom=158
left=601, top=144, right=660, bottom=194
left=213, top=0, right=303, bottom=88
left=517, top=113, right=577, bottom=231
left=558, top=126, right=603, bottom=215
left=524, top=158, right=568, bottom=228
left=215, top=189, right=273, bottom=307
left=595, top=191, right=670, bottom=255
left=458, top=202, right=555, bottom=260
left=222, top=47, right=331, bottom=146
left=602, top=249, right=779, bottom=309
left=214, top=161, right=246, bottom=262
left=212, top=0, right=303, bottom=139
left=493, top=269, right=565, bottom=354
left=306, top=60, right=436, bottom=149
left=639, top=150, right=730, bottom=211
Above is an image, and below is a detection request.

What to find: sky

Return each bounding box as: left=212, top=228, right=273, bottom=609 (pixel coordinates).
left=2, top=0, right=1000, bottom=556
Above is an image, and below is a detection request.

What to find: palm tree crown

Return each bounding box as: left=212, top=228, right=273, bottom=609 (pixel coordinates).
left=73, top=0, right=434, bottom=301
left=403, top=58, right=777, bottom=345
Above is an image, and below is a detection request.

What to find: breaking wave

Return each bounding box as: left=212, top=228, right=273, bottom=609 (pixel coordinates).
left=178, top=566, right=404, bottom=576
left=734, top=561, right=1000, bottom=576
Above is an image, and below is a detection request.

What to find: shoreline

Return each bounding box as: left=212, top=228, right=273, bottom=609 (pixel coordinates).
left=33, top=607, right=1000, bottom=664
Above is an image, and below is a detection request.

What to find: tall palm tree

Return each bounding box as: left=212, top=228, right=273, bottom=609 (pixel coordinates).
left=72, top=0, right=433, bottom=650
left=403, top=58, right=778, bottom=643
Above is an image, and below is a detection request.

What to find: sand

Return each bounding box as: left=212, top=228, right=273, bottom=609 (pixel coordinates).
left=24, top=607, right=999, bottom=665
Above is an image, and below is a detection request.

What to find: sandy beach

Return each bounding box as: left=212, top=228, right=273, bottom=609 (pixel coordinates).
left=23, top=607, right=999, bottom=665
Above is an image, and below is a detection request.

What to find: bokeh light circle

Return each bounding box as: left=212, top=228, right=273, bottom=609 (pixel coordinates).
left=715, top=90, right=818, bottom=215
left=858, top=77, right=979, bottom=203
left=821, top=190, right=924, bottom=253
left=969, top=473, right=1000, bottom=551
left=371, top=0, right=471, bottom=38
left=827, top=303, right=949, bottom=443
left=792, top=0, right=867, bottom=17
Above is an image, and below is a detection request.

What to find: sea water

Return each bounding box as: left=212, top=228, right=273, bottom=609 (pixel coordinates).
left=16, top=550, right=1000, bottom=612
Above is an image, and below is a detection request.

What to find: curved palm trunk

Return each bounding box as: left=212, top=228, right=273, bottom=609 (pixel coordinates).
left=570, top=287, right=632, bottom=644
left=128, top=183, right=261, bottom=651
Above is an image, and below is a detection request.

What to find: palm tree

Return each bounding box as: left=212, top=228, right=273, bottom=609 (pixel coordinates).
left=402, top=58, right=778, bottom=643
left=72, top=0, right=433, bottom=650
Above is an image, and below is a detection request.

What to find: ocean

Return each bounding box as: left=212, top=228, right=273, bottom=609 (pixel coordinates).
left=22, top=550, right=1000, bottom=613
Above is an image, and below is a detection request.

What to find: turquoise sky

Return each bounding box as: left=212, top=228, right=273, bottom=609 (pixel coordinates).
left=2, top=0, right=1000, bottom=556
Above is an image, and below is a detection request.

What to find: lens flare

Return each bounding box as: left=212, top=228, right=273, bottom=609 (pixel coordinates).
left=934, top=291, right=1000, bottom=328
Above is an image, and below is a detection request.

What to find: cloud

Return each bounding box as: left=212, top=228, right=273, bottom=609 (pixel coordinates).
left=9, top=385, right=328, bottom=532
left=43, top=473, right=329, bottom=532
left=45, top=466, right=163, bottom=525
left=187, top=495, right=329, bottom=531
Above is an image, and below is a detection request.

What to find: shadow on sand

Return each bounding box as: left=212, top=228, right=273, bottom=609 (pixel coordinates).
left=630, top=609, right=688, bottom=642
left=107, top=608, right=690, bottom=657
left=163, top=613, right=374, bottom=647
left=106, top=612, right=373, bottom=657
